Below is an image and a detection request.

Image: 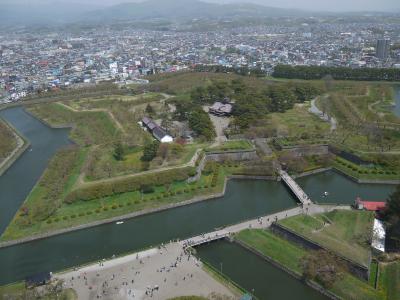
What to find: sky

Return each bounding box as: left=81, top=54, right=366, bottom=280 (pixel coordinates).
left=4, top=0, right=400, bottom=12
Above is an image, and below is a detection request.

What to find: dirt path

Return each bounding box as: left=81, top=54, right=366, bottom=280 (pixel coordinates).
left=309, top=96, right=337, bottom=131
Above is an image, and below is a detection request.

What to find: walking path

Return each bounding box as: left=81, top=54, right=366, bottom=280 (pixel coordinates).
left=279, top=170, right=312, bottom=205
left=56, top=243, right=236, bottom=300
left=309, top=96, right=337, bottom=131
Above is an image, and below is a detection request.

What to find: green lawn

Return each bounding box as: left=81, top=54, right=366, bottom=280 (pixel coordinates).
left=236, top=229, right=306, bottom=274
left=206, top=140, right=254, bottom=152
left=266, top=104, right=330, bottom=138
left=278, top=210, right=374, bottom=266
left=27, top=103, right=120, bottom=146
left=0, top=282, right=77, bottom=300
left=236, top=228, right=385, bottom=300
left=378, top=261, right=400, bottom=300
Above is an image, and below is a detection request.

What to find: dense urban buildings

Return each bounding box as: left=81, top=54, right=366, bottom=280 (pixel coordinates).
left=1, top=15, right=400, bottom=104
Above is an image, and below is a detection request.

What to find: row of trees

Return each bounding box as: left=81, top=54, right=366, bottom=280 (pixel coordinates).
left=65, top=166, right=196, bottom=203
left=382, top=185, right=400, bottom=250
left=193, top=64, right=265, bottom=76
left=273, top=64, right=400, bottom=81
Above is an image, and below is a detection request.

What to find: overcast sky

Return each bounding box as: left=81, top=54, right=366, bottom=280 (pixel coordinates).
left=5, top=0, right=400, bottom=12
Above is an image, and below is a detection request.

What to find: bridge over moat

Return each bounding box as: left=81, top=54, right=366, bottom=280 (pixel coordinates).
left=279, top=170, right=312, bottom=205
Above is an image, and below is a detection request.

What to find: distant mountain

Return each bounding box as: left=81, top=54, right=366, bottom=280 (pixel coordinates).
left=0, top=2, right=102, bottom=25
left=84, top=0, right=305, bottom=22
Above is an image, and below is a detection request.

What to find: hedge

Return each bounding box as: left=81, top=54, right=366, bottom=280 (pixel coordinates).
left=64, top=167, right=195, bottom=203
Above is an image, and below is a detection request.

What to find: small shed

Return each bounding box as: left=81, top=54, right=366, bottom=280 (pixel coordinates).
left=355, top=197, right=386, bottom=212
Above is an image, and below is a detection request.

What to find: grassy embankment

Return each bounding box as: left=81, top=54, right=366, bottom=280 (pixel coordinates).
left=205, top=140, right=254, bottom=152
left=277, top=210, right=374, bottom=266
left=333, top=156, right=400, bottom=180
left=0, top=282, right=77, bottom=300
left=0, top=119, right=18, bottom=164
left=378, top=261, right=400, bottom=300
left=0, top=159, right=230, bottom=241
left=236, top=229, right=386, bottom=300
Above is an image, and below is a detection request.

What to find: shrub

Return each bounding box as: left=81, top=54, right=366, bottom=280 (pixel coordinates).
left=54, top=218, right=60, bottom=222
left=63, top=216, right=69, bottom=220
left=118, top=203, right=124, bottom=208
left=134, top=200, right=140, bottom=204
left=103, top=207, right=109, bottom=211
left=46, top=219, right=52, bottom=224
left=140, top=184, right=155, bottom=194
left=95, top=209, right=101, bottom=213
left=70, top=215, right=76, bottom=218
left=112, top=205, right=117, bottom=209
left=78, top=212, right=85, bottom=217
left=86, top=211, right=93, bottom=215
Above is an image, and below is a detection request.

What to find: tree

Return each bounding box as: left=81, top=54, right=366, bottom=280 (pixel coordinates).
left=145, top=103, right=155, bottom=116
left=383, top=185, right=400, bottom=226
left=188, top=109, right=216, bottom=141
left=300, top=250, right=345, bottom=288
left=113, top=142, right=125, bottom=161
left=141, top=140, right=160, bottom=162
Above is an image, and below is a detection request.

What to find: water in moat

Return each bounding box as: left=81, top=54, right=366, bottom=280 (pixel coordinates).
left=0, top=107, right=71, bottom=234
left=0, top=106, right=396, bottom=298
left=196, top=240, right=328, bottom=300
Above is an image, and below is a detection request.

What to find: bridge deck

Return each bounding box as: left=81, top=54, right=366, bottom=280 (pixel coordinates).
left=279, top=170, right=312, bottom=205
left=181, top=206, right=304, bottom=248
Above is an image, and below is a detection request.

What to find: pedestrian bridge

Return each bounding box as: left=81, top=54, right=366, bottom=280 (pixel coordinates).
left=279, top=170, right=312, bottom=205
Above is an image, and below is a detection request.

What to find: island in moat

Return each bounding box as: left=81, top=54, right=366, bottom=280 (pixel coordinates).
left=1, top=71, right=400, bottom=300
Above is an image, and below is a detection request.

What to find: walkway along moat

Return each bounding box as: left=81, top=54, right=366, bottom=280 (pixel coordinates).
left=0, top=106, right=396, bottom=294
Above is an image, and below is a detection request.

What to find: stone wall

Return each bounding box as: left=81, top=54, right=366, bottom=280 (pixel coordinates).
left=285, top=145, right=329, bottom=157
left=205, top=149, right=259, bottom=162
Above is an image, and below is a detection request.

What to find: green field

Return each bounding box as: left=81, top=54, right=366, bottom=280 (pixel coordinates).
left=378, top=261, right=400, bottom=300
left=236, top=228, right=385, bottom=300
left=278, top=210, right=374, bottom=266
